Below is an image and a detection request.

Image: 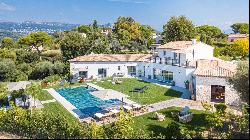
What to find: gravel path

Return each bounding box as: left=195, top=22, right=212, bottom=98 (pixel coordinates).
left=146, top=98, right=206, bottom=112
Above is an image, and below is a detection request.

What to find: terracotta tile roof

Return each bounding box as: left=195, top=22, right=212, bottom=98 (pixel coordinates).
left=193, top=59, right=236, bottom=78
left=69, top=54, right=152, bottom=62
left=157, top=41, right=195, bottom=49
left=228, top=34, right=249, bottom=38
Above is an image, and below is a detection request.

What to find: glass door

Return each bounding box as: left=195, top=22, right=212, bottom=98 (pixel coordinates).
left=98, top=68, right=107, bottom=78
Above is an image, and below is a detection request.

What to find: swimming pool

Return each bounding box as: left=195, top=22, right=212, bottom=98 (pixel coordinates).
left=56, top=86, right=122, bottom=117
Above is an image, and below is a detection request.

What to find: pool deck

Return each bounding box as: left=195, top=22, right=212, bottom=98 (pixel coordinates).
left=44, top=88, right=84, bottom=119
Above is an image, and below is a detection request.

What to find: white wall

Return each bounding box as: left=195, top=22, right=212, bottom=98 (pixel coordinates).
left=156, top=42, right=214, bottom=65
left=192, top=43, right=214, bottom=60
left=195, top=76, right=241, bottom=106
left=137, top=62, right=195, bottom=88
left=70, top=61, right=138, bottom=79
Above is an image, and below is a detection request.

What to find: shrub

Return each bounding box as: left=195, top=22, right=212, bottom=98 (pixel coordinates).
left=41, top=50, right=63, bottom=62
left=11, top=70, right=28, bottom=82
left=29, top=61, right=54, bottom=79
left=0, top=48, right=16, bottom=61
left=0, top=107, right=90, bottom=139
left=16, top=49, right=39, bottom=63
left=17, top=63, right=32, bottom=76
left=42, top=75, right=61, bottom=83
left=214, top=103, right=227, bottom=114
left=0, top=59, right=16, bottom=81
left=52, top=61, right=65, bottom=75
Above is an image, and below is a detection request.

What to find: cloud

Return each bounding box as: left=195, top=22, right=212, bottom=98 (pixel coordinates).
left=107, top=0, right=148, bottom=4
left=0, top=2, right=15, bottom=11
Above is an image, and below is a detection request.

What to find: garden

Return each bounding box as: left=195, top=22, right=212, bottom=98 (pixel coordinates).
left=94, top=78, right=182, bottom=105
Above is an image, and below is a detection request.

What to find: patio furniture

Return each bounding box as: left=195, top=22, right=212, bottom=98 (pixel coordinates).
left=155, top=112, right=165, bottom=121
left=94, top=113, right=107, bottom=121
left=180, top=106, right=190, bottom=116
left=110, top=109, right=120, bottom=114
left=59, top=79, right=65, bottom=86
left=81, top=117, right=94, bottom=124
left=129, top=86, right=148, bottom=93
left=115, top=79, right=122, bottom=84
left=171, top=111, right=179, bottom=118
left=178, top=113, right=193, bottom=123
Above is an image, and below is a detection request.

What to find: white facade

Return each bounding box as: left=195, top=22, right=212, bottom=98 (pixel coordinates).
left=69, top=40, right=239, bottom=106
left=70, top=41, right=214, bottom=88
left=157, top=42, right=214, bottom=66
left=70, top=61, right=138, bottom=79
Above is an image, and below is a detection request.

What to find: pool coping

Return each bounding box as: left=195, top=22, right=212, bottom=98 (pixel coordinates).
left=44, top=88, right=84, bottom=119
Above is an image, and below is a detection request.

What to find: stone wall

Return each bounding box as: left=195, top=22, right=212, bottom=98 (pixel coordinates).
left=195, top=76, right=241, bottom=106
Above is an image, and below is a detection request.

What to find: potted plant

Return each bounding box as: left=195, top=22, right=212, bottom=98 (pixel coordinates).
left=171, top=80, right=175, bottom=86
left=184, top=80, right=189, bottom=89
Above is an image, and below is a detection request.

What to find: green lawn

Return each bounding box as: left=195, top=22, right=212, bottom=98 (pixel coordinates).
left=35, top=90, right=54, bottom=101
left=94, top=78, right=181, bottom=105
left=132, top=106, right=209, bottom=137
left=36, top=89, right=79, bottom=125
left=42, top=102, right=78, bottom=125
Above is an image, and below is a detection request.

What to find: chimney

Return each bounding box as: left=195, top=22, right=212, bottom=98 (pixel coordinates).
left=191, top=39, right=197, bottom=45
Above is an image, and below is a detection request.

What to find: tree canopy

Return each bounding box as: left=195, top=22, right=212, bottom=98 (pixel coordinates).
left=196, top=25, right=226, bottom=45
left=113, top=16, right=154, bottom=51
left=228, top=61, right=249, bottom=104
left=17, top=32, right=52, bottom=55
left=162, top=16, right=196, bottom=42
left=60, top=31, right=87, bottom=61
left=1, top=37, right=15, bottom=48
left=231, top=23, right=249, bottom=34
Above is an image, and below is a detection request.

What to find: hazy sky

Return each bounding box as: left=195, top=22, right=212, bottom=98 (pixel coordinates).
left=0, top=0, right=249, bottom=31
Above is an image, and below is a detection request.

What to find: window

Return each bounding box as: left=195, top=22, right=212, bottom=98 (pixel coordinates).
left=211, top=85, right=225, bottom=103
left=127, top=66, right=136, bottom=76
left=162, top=71, right=173, bottom=81
left=118, top=66, right=121, bottom=70
left=174, top=53, right=177, bottom=59
left=163, top=51, right=166, bottom=55
left=79, top=71, right=88, bottom=78
left=98, top=68, right=107, bottom=78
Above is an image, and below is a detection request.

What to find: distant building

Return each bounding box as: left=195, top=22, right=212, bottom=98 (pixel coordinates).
left=101, top=28, right=112, bottom=35
left=31, top=45, right=43, bottom=52
left=228, top=34, right=249, bottom=42
left=152, top=33, right=163, bottom=44
left=80, top=33, right=87, bottom=38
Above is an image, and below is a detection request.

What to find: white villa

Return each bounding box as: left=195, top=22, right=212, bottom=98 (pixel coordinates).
left=69, top=39, right=241, bottom=106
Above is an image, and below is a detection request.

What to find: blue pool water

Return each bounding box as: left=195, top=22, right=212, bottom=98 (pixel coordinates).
left=56, top=86, right=121, bottom=117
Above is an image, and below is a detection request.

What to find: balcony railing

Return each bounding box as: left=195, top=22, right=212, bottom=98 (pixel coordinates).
left=150, top=57, right=196, bottom=68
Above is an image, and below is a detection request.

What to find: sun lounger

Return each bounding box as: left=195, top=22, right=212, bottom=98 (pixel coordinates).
left=123, top=105, right=132, bottom=111
left=94, top=113, right=105, bottom=119
left=110, top=109, right=120, bottom=114
left=129, top=86, right=148, bottom=92
left=180, top=106, right=190, bottom=116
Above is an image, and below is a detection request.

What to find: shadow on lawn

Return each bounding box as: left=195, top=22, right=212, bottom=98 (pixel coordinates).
left=164, top=90, right=182, bottom=98
left=137, top=79, right=151, bottom=84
